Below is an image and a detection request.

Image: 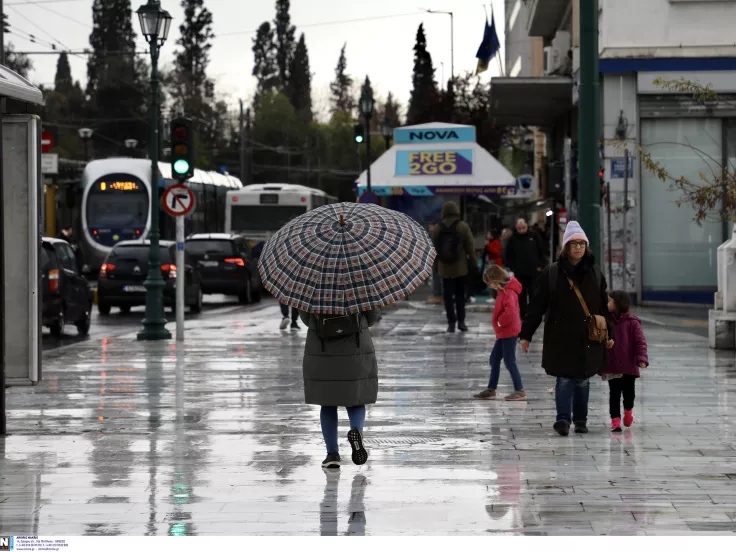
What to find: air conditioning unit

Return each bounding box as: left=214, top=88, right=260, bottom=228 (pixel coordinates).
left=544, top=31, right=572, bottom=76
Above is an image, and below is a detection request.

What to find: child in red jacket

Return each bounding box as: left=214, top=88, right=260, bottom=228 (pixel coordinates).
left=474, top=265, right=526, bottom=401
left=600, top=290, right=649, bottom=432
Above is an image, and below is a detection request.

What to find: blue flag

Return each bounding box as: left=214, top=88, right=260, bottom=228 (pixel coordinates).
left=476, top=13, right=501, bottom=74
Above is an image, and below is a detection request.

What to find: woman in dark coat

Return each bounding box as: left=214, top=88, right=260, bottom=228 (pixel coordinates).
left=519, top=221, right=611, bottom=436
left=299, top=310, right=379, bottom=469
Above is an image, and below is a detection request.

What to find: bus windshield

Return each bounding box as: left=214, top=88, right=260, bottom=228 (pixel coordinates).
left=230, top=205, right=307, bottom=233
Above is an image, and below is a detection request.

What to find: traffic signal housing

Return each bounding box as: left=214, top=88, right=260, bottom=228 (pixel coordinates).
left=353, top=124, right=364, bottom=144
left=170, top=117, right=194, bottom=181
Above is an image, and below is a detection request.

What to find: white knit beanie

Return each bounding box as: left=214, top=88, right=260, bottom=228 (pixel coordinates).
left=562, top=221, right=589, bottom=249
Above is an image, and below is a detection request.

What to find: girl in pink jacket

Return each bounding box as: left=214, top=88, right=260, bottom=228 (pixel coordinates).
left=474, top=266, right=526, bottom=401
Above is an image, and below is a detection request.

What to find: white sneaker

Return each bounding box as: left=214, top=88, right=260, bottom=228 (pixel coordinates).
left=279, top=317, right=290, bottom=330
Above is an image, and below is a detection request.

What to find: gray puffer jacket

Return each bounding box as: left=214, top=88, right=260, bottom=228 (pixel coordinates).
left=299, top=310, right=380, bottom=407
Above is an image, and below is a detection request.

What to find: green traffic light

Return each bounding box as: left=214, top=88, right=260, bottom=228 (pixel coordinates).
left=173, top=159, right=190, bottom=175
left=355, top=136, right=364, bottom=143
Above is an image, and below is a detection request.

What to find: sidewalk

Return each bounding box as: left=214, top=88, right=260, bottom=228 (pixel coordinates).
left=2, top=302, right=736, bottom=535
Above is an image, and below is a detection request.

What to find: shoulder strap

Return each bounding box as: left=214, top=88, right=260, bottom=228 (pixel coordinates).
left=567, top=277, right=592, bottom=317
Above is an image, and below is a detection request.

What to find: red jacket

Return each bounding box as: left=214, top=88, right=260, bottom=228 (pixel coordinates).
left=486, top=239, right=503, bottom=267
left=492, top=277, right=522, bottom=339
left=601, top=313, right=648, bottom=377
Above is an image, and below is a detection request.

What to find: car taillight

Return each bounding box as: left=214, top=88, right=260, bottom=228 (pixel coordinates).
left=224, top=258, right=245, bottom=267
left=100, top=263, right=115, bottom=278
left=48, top=268, right=59, bottom=292
left=161, top=264, right=177, bottom=278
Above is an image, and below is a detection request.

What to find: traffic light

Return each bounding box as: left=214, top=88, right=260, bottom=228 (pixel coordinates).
left=353, top=124, right=364, bottom=144
left=3, top=14, right=10, bottom=33
left=170, top=117, right=194, bottom=180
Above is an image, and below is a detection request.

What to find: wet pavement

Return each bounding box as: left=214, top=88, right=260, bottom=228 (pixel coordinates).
left=3, top=301, right=736, bottom=535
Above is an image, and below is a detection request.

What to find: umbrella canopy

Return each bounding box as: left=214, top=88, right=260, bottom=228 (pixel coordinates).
left=258, top=202, right=436, bottom=315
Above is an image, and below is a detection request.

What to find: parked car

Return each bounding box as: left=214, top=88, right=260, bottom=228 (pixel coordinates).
left=185, top=233, right=262, bottom=303
left=97, top=240, right=203, bottom=315
left=41, top=238, right=92, bottom=338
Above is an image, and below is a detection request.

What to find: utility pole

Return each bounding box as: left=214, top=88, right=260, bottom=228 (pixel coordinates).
left=577, top=0, right=601, bottom=260
left=239, top=99, right=245, bottom=183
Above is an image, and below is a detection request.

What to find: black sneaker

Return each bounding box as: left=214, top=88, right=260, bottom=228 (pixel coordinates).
left=321, top=452, right=341, bottom=469
left=347, top=427, right=368, bottom=465
left=574, top=423, right=589, bottom=434
left=553, top=420, right=570, bottom=436
left=447, top=324, right=456, bottom=333
left=291, top=321, right=300, bottom=331
left=458, top=322, right=469, bottom=332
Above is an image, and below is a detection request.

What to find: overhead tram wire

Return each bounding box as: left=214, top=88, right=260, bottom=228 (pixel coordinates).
left=7, top=5, right=83, bottom=60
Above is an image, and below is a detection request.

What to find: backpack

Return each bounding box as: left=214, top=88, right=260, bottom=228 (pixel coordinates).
left=316, top=314, right=362, bottom=352
left=435, top=220, right=462, bottom=264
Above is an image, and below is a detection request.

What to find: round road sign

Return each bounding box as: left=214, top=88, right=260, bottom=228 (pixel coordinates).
left=162, top=184, right=195, bottom=217
left=358, top=191, right=379, bottom=204
left=41, top=131, right=54, bottom=153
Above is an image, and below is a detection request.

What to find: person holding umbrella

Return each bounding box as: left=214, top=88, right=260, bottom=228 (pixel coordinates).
left=259, top=203, right=436, bottom=469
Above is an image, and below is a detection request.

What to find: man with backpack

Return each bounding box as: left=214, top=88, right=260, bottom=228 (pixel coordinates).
left=431, top=201, right=476, bottom=333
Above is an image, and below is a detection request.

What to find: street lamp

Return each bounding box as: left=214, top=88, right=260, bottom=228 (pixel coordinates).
left=136, top=0, right=173, bottom=342
left=360, top=87, right=374, bottom=192
left=78, top=127, right=93, bottom=161
left=125, top=139, right=138, bottom=157
left=423, top=9, right=454, bottom=85
left=381, top=118, right=393, bottom=150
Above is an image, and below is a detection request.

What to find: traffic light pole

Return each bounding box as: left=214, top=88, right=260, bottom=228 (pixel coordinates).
left=138, top=34, right=171, bottom=341
left=577, top=0, right=601, bottom=260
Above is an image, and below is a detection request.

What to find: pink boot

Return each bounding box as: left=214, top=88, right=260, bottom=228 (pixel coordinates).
left=611, top=417, right=622, bottom=433
left=624, top=409, right=634, bottom=428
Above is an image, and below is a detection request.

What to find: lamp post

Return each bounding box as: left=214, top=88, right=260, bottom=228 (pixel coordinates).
left=78, top=127, right=93, bottom=161
left=360, top=88, right=374, bottom=193
left=125, top=138, right=138, bottom=157
left=423, top=9, right=454, bottom=85
left=381, top=118, right=393, bottom=150
left=136, top=0, right=173, bottom=342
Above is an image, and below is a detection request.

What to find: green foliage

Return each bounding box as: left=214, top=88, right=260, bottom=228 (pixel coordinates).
left=5, top=42, right=33, bottom=79
left=330, top=44, right=354, bottom=119
left=288, top=34, right=312, bottom=121
left=252, top=22, right=278, bottom=107
left=273, top=0, right=296, bottom=91
left=407, top=24, right=440, bottom=125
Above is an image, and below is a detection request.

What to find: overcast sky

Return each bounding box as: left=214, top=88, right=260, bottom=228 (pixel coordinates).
left=6, top=0, right=506, bottom=118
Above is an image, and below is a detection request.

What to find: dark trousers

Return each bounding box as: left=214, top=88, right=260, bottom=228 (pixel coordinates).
left=442, top=277, right=466, bottom=325
left=488, top=338, right=524, bottom=391
left=555, top=377, right=590, bottom=424
left=517, top=274, right=536, bottom=322
left=280, top=303, right=299, bottom=322
left=608, top=375, right=637, bottom=418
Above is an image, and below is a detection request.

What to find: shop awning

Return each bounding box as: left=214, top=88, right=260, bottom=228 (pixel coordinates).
left=490, top=76, right=573, bottom=127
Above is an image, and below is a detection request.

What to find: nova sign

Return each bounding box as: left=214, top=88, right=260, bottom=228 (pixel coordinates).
left=394, top=126, right=476, bottom=145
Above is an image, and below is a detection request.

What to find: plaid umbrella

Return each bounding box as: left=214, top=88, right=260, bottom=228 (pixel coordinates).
left=258, top=202, right=436, bottom=315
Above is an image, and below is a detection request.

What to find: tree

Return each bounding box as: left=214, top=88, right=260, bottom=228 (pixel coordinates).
left=407, top=24, right=441, bottom=125
left=5, top=42, right=33, bottom=78
left=170, top=0, right=215, bottom=122
left=288, top=33, right=312, bottom=121
left=382, top=92, right=402, bottom=127
left=329, top=44, right=354, bottom=118
left=452, top=74, right=505, bottom=156
left=54, top=52, right=74, bottom=94
left=252, top=22, right=278, bottom=106
left=86, top=0, right=147, bottom=157
left=273, top=0, right=296, bottom=92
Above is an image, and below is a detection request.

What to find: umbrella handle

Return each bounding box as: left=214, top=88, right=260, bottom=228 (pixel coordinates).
left=340, top=215, right=345, bottom=226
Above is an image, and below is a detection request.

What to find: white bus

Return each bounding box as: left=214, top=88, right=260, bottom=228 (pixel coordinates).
left=225, top=183, right=337, bottom=243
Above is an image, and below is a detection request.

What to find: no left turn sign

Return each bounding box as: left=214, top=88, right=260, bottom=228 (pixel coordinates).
left=162, top=184, right=195, bottom=217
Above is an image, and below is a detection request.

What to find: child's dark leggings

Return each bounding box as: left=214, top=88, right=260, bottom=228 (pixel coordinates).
left=608, top=375, right=636, bottom=418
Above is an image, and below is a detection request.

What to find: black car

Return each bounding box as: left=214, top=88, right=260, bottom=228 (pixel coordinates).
left=97, top=240, right=203, bottom=315
left=185, top=233, right=262, bottom=303
left=41, top=238, right=93, bottom=338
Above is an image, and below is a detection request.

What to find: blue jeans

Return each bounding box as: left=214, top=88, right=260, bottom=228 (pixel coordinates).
left=555, top=377, right=590, bottom=424
left=488, top=338, right=524, bottom=391
left=320, top=406, right=366, bottom=454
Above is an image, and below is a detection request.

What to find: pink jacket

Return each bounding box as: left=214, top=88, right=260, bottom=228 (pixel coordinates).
left=492, top=277, right=522, bottom=339
left=601, top=313, right=648, bottom=377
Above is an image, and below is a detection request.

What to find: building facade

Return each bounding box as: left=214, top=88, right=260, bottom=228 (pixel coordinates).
left=495, top=0, right=736, bottom=304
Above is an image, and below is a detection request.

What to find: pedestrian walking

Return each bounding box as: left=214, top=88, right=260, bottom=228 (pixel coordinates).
left=519, top=221, right=611, bottom=436
left=258, top=202, right=436, bottom=469
left=474, top=265, right=526, bottom=401
left=505, top=218, right=547, bottom=320
left=431, top=201, right=475, bottom=333
left=485, top=231, right=504, bottom=268
left=428, top=222, right=443, bottom=303
left=280, top=302, right=300, bottom=330
left=601, top=290, right=648, bottom=432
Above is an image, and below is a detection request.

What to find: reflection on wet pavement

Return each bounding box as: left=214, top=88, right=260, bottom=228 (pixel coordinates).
left=3, top=304, right=736, bottom=535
